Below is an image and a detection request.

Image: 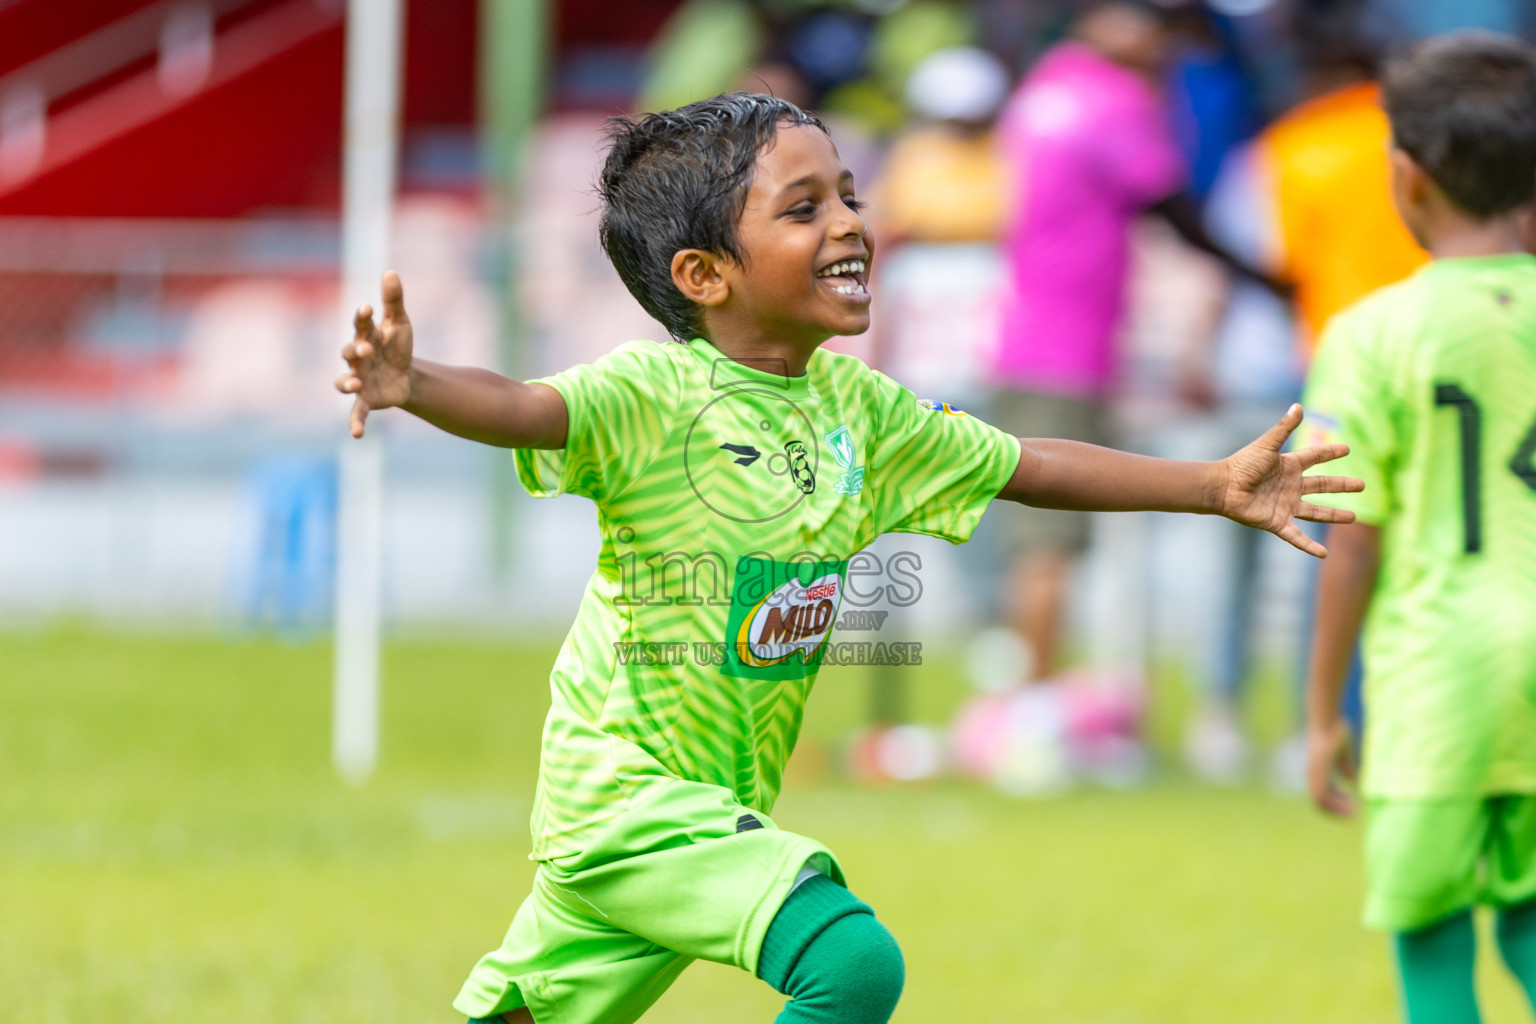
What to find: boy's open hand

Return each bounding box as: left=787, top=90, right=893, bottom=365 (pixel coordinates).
left=335, top=270, right=413, bottom=438
left=1216, top=404, right=1363, bottom=557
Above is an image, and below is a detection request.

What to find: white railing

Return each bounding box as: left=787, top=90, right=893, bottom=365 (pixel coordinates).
left=0, top=0, right=343, bottom=185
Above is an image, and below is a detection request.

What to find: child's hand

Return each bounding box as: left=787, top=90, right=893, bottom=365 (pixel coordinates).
left=335, top=270, right=414, bottom=438
left=1215, top=404, right=1363, bottom=557
left=1307, top=717, right=1357, bottom=817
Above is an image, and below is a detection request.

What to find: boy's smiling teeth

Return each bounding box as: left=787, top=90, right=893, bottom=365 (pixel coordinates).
left=815, top=258, right=868, bottom=296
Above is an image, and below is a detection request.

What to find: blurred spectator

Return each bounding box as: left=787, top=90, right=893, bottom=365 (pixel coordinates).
left=1255, top=32, right=1426, bottom=352
left=782, top=7, right=875, bottom=93
left=871, top=46, right=1008, bottom=245
left=869, top=45, right=1009, bottom=401
left=987, top=0, right=1276, bottom=683
left=638, top=0, right=979, bottom=136
left=1182, top=26, right=1427, bottom=786
left=1180, top=140, right=1304, bottom=784
left=1163, top=6, right=1263, bottom=200
left=638, top=0, right=765, bottom=112
left=841, top=0, right=978, bottom=132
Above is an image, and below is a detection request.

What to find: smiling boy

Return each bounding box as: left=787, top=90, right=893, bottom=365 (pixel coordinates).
left=336, top=93, right=1359, bottom=1024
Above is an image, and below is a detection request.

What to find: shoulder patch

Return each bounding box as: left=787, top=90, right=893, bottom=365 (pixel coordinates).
left=1305, top=412, right=1342, bottom=447
left=917, top=398, right=968, bottom=416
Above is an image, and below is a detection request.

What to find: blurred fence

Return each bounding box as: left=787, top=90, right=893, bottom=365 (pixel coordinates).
left=0, top=206, right=597, bottom=631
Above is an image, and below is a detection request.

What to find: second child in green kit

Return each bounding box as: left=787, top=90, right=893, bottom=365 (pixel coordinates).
left=1304, top=32, right=1536, bottom=1024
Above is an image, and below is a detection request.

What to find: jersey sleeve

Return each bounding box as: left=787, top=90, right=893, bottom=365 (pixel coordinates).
left=865, top=374, right=1022, bottom=543
left=514, top=341, right=680, bottom=503
left=1300, top=310, right=1396, bottom=525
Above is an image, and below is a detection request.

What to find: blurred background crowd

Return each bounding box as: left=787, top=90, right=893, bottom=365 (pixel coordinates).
left=2, top=0, right=1534, bottom=791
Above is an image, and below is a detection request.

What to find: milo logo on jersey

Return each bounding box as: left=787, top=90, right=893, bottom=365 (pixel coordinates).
left=721, top=556, right=848, bottom=679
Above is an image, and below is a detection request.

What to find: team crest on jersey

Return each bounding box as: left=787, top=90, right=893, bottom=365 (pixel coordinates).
left=824, top=425, right=865, bottom=496
left=722, top=556, right=848, bottom=679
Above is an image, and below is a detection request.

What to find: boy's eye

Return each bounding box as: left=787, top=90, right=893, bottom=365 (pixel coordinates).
left=788, top=203, right=816, bottom=217
left=844, top=197, right=865, bottom=212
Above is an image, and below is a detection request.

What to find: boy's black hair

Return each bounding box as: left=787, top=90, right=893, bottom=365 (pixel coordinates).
left=598, top=92, right=829, bottom=342
left=1383, top=32, right=1536, bottom=218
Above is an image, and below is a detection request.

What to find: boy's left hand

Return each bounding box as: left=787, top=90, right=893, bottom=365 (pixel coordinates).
left=1216, top=404, right=1363, bottom=558
left=1307, top=717, right=1358, bottom=817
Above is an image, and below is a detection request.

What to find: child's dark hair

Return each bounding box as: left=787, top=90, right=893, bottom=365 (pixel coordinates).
left=598, top=92, right=828, bottom=341
left=1383, top=32, right=1536, bottom=218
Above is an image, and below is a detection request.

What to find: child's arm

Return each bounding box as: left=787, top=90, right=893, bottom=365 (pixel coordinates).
left=335, top=271, right=567, bottom=448
left=999, top=404, right=1362, bottom=557
left=1304, top=522, right=1381, bottom=818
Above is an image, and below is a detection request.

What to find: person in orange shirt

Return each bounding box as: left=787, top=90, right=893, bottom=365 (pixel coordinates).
left=1256, top=41, right=1429, bottom=352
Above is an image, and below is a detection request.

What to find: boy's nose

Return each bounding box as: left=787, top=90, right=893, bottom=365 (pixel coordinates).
left=829, top=208, right=866, bottom=240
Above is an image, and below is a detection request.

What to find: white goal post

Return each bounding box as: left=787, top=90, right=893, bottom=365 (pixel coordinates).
left=333, top=0, right=402, bottom=785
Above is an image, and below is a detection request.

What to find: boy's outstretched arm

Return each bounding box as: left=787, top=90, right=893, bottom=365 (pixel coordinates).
left=335, top=271, right=567, bottom=449
left=998, top=404, right=1363, bottom=557
left=1304, top=522, right=1380, bottom=818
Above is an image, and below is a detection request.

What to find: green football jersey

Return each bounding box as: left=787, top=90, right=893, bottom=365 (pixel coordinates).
left=1304, top=254, right=1536, bottom=799
left=515, top=336, right=1020, bottom=858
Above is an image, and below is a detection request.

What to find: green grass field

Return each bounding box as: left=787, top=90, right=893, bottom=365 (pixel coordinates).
left=3, top=628, right=1533, bottom=1023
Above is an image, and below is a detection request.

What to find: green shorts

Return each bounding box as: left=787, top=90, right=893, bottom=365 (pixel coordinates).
left=453, top=783, right=843, bottom=1024
left=1364, top=795, right=1536, bottom=932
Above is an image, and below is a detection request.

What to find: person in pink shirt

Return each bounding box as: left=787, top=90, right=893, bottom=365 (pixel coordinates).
left=990, top=0, right=1278, bottom=682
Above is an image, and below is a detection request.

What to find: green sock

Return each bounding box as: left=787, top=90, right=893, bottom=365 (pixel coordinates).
left=758, top=875, right=904, bottom=1024
left=1394, top=910, right=1481, bottom=1024
left=1496, top=900, right=1536, bottom=1010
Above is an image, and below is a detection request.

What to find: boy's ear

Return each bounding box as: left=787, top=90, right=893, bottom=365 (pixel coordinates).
left=1390, top=147, right=1440, bottom=209
left=1388, top=147, right=1433, bottom=244
left=1517, top=203, right=1536, bottom=257
left=671, top=249, right=730, bottom=307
